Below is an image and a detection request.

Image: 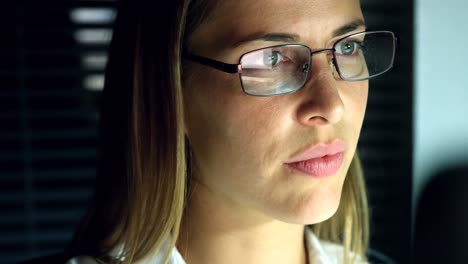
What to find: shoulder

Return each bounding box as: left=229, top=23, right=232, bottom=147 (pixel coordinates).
left=64, top=250, right=185, bottom=264
left=18, top=253, right=74, bottom=264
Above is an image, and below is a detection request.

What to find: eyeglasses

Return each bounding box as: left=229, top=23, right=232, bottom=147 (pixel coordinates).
left=185, top=31, right=397, bottom=96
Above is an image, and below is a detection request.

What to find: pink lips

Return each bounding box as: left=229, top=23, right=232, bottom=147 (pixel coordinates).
left=284, top=140, right=346, bottom=178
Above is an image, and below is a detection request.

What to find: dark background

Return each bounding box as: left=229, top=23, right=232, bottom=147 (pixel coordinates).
left=0, top=1, right=413, bottom=263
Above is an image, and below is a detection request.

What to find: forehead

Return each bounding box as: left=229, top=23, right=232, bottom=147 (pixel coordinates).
left=189, top=0, right=364, bottom=52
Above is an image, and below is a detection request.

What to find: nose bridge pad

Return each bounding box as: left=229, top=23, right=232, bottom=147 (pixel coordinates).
left=301, top=53, right=338, bottom=83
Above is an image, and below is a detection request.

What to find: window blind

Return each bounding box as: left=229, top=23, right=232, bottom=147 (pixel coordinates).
left=0, top=2, right=116, bottom=263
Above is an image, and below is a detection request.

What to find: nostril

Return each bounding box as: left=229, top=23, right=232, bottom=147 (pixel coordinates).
left=306, top=116, right=328, bottom=126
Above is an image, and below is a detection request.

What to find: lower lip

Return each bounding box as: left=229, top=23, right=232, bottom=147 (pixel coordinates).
left=285, top=152, right=344, bottom=178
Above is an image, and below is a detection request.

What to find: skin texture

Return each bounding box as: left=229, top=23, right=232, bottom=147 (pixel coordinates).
left=179, top=0, right=368, bottom=263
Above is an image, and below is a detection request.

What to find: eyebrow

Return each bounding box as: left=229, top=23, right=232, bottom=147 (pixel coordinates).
left=231, top=33, right=300, bottom=48
left=231, top=19, right=366, bottom=48
left=332, top=19, right=366, bottom=38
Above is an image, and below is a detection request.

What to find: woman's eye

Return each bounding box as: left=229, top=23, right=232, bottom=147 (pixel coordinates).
left=337, top=41, right=361, bottom=56
left=263, top=51, right=283, bottom=66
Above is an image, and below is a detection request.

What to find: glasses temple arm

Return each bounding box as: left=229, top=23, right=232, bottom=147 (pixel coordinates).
left=184, top=53, right=240, bottom=74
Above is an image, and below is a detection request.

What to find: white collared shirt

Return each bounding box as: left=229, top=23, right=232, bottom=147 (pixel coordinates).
left=66, top=227, right=366, bottom=264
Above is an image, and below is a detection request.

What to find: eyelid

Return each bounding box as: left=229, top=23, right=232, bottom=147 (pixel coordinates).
left=236, top=41, right=295, bottom=61
left=328, top=29, right=367, bottom=48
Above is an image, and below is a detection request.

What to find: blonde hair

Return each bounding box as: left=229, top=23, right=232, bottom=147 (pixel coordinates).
left=69, top=0, right=369, bottom=263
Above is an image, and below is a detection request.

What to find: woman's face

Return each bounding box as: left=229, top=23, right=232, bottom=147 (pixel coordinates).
left=184, top=0, right=368, bottom=224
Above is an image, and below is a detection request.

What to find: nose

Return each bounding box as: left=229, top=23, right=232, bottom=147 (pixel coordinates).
left=295, top=55, right=344, bottom=126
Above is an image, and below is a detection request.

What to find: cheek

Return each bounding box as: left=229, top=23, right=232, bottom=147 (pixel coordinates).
left=183, top=69, right=284, bottom=183
left=341, top=80, right=369, bottom=130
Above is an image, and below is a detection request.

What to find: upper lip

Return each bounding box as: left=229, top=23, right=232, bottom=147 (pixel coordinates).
left=284, top=139, right=347, bottom=163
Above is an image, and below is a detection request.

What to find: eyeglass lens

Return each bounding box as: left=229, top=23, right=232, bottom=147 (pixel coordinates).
left=239, top=45, right=311, bottom=96
left=239, top=31, right=395, bottom=96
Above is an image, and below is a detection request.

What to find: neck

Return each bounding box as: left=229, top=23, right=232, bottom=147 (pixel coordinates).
left=177, top=183, right=308, bottom=264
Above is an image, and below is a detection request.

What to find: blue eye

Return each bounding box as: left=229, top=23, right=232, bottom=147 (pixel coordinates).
left=338, top=41, right=361, bottom=56
left=263, top=51, right=283, bottom=66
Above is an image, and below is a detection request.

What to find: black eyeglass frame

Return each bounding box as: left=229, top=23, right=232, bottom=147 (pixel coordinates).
left=184, top=30, right=397, bottom=96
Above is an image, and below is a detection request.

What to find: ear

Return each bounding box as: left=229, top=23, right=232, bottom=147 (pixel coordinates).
left=182, top=105, right=190, bottom=138
left=184, top=123, right=189, bottom=137
left=181, top=82, right=194, bottom=142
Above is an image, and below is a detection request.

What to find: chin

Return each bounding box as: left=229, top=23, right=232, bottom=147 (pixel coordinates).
left=304, top=202, right=340, bottom=224
left=272, top=192, right=342, bottom=225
